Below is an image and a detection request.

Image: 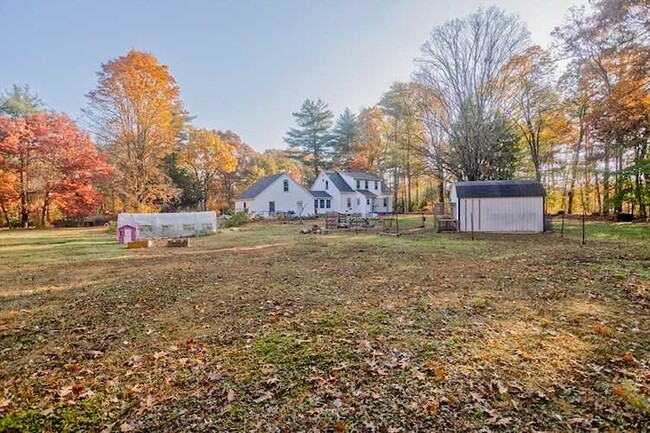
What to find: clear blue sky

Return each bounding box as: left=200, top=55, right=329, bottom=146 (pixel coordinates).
left=0, top=0, right=583, bottom=151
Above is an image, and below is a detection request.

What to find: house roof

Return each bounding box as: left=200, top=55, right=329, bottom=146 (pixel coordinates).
left=324, top=171, right=355, bottom=192
left=236, top=173, right=284, bottom=200
left=343, top=172, right=382, bottom=181
left=454, top=180, right=545, bottom=199
left=311, top=191, right=332, bottom=198
left=358, top=190, right=377, bottom=198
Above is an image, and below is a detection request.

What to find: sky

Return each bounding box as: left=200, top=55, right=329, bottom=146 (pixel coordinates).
left=0, top=0, right=584, bottom=151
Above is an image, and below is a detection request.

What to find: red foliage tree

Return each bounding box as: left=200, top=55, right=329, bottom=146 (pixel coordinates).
left=0, top=113, right=113, bottom=226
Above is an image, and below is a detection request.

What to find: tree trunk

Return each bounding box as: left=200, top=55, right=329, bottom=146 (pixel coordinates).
left=406, top=137, right=412, bottom=212
left=602, top=145, right=610, bottom=216
left=1, top=203, right=11, bottom=228
left=567, top=120, right=585, bottom=214
left=41, top=196, right=50, bottom=228
left=19, top=163, right=29, bottom=228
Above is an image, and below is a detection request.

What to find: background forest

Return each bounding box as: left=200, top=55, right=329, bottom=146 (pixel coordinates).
left=0, top=0, right=648, bottom=227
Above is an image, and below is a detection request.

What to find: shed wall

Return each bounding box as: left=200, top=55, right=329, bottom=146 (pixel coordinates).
left=458, top=197, right=543, bottom=233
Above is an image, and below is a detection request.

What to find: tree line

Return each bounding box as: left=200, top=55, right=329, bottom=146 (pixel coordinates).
left=0, top=51, right=302, bottom=228
left=283, top=1, right=649, bottom=217
left=0, top=0, right=647, bottom=228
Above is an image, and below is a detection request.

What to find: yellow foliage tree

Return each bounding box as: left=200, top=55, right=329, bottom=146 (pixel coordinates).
left=85, top=50, right=185, bottom=212
left=506, top=46, right=570, bottom=182
left=352, top=106, right=387, bottom=172
left=180, top=127, right=237, bottom=210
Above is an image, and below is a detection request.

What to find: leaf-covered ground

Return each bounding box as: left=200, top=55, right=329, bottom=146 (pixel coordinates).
left=1, top=221, right=649, bottom=432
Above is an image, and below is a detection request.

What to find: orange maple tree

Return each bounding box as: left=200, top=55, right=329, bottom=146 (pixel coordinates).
left=85, top=50, right=185, bottom=212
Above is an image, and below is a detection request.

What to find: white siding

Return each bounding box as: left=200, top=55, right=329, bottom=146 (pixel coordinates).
left=235, top=174, right=314, bottom=218
left=311, top=171, right=393, bottom=216
left=458, top=197, right=543, bottom=233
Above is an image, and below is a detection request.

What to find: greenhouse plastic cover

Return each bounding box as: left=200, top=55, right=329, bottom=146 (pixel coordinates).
left=117, top=211, right=217, bottom=240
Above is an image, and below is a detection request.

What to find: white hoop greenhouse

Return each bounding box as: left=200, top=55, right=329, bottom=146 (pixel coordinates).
left=116, top=211, right=217, bottom=243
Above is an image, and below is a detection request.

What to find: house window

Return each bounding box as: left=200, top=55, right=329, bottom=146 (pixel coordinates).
left=346, top=197, right=351, bottom=208
left=356, top=180, right=360, bottom=189
left=269, top=201, right=275, bottom=213
left=326, top=199, right=331, bottom=209
left=325, top=180, right=329, bottom=190
left=365, top=180, right=368, bottom=189
left=356, top=198, right=360, bottom=205
left=375, top=181, right=378, bottom=190
left=319, top=199, right=325, bottom=208
left=243, top=202, right=247, bottom=210
left=283, top=179, right=289, bottom=192
left=383, top=197, right=388, bottom=207
left=314, top=199, right=318, bottom=209
left=182, top=223, right=195, bottom=231
left=366, top=199, right=370, bottom=205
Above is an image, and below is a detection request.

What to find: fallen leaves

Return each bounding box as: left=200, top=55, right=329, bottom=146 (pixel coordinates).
left=592, top=323, right=616, bottom=338
left=423, top=360, right=446, bottom=381
left=253, top=392, right=273, bottom=404
left=2, top=223, right=650, bottom=431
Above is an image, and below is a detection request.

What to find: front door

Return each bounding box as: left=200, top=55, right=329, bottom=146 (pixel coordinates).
left=269, top=201, right=275, bottom=214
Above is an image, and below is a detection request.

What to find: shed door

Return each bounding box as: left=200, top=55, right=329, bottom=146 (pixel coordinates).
left=123, top=228, right=134, bottom=243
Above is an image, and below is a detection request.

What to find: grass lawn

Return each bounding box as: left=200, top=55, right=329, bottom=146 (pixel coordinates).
left=1, top=220, right=649, bottom=431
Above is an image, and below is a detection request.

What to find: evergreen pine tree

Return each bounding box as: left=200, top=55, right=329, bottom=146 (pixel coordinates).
left=284, top=99, right=335, bottom=179
left=332, top=108, right=358, bottom=167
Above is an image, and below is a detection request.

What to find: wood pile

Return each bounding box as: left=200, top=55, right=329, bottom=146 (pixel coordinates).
left=300, top=225, right=327, bottom=235
left=167, top=238, right=190, bottom=247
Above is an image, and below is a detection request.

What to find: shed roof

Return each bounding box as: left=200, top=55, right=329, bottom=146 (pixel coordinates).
left=311, top=190, right=332, bottom=198
left=236, top=173, right=283, bottom=200
left=324, top=171, right=355, bottom=192
left=454, top=180, right=545, bottom=199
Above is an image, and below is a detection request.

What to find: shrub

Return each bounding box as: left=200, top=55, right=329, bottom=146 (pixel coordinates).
left=106, top=221, right=117, bottom=234
left=222, top=211, right=249, bottom=228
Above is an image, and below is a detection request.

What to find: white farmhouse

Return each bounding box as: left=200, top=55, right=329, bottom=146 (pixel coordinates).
left=234, top=173, right=314, bottom=218
left=310, top=171, right=393, bottom=216
left=450, top=180, right=545, bottom=233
